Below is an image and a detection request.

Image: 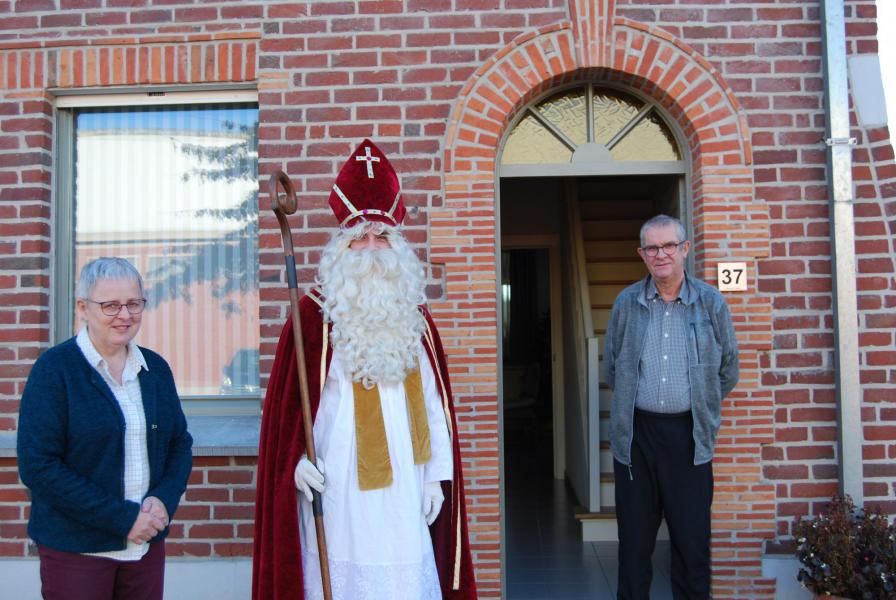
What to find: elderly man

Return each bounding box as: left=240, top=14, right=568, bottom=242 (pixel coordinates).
left=252, top=140, right=477, bottom=600
left=604, top=214, right=739, bottom=600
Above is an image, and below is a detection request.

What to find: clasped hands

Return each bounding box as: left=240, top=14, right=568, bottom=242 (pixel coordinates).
left=293, top=456, right=444, bottom=525
left=126, top=496, right=168, bottom=545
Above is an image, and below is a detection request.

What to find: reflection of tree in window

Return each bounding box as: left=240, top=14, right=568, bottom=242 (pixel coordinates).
left=145, top=116, right=258, bottom=316
left=73, top=103, right=260, bottom=398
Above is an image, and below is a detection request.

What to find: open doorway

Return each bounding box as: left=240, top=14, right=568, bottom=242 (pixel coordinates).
left=500, top=177, right=580, bottom=597
left=500, top=235, right=565, bottom=479
left=498, top=80, right=688, bottom=594
left=502, top=246, right=553, bottom=461
left=500, top=177, right=567, bottom=486
left=502, top=242, right=583, bottom=598
left=500, top=173, right=683, bottom=594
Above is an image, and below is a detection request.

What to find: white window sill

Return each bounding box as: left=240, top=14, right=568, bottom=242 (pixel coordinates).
left=0, top=415, right=261, bottom=458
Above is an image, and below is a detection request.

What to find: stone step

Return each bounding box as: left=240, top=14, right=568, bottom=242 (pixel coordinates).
left=576, top=508, right=671, bottom=542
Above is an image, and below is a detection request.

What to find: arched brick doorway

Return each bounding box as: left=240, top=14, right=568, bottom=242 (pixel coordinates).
left=437, top=3, right=774, bottom=598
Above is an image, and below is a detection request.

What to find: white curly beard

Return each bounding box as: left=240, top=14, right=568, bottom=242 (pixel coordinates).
left=318, top=224, right=427, bottom=388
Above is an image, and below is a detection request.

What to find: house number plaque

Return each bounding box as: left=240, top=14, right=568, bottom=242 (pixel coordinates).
left=717, top=262, right=748, bottom=291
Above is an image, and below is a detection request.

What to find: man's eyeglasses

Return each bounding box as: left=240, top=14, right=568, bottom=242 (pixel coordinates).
left=87, top=298, right=147, bottom=316
left=640, top=241, right=685, bottom=257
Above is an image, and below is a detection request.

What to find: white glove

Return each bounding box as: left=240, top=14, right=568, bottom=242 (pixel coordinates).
left=294, top=456, right=325, bottom=502
left=422, top=481, right=444, bottom=526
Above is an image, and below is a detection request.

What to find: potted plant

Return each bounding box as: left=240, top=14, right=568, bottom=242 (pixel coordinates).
left=794, top=494, right=896, bottom=599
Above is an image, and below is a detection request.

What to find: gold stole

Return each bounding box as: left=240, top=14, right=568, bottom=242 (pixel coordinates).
left=353, top=365, right=431, bottom=490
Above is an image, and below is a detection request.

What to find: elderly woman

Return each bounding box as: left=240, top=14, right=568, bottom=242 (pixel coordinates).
left=17, top=257, right=192, bottom=600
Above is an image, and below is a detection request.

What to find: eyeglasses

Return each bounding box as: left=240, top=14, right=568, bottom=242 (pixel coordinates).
left=86, top=298, right=147, bottom=316
left=640, top=241, right=685, bottom=257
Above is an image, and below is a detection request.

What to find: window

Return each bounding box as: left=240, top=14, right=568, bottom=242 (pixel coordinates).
left=55, top=91, right=260, bottom=414
left=500, top=83, right=685, bottom=177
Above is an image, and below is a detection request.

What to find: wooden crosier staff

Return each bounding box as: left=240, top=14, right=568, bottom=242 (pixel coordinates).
left=268, top=170, right=333, bottom=600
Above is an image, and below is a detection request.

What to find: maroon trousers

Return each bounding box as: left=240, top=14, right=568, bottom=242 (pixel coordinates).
left=37, top=540, right=165, bottom=600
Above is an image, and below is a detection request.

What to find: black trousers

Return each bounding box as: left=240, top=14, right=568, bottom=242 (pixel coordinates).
left=614, top=409, right=713, bottom=600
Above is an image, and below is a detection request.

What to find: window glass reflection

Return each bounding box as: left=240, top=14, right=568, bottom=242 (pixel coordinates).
left=74, top=104, right=259, bottom=398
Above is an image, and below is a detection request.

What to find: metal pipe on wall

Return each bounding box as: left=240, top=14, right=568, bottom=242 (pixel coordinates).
left=820, top=0, right=863, bottom=505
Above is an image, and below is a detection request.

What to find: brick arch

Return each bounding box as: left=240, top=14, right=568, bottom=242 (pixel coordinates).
left=439, top=11, right=774, bottom=600
left=443, top=20, right=754, bottom=222
left=441, top=18, right=769, bottom=273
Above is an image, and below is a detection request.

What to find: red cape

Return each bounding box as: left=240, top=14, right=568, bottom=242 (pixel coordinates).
left=252, top=291, right=477, bottom=599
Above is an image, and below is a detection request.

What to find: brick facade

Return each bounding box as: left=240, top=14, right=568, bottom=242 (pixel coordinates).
left=1, top=1, right=894, bottom=598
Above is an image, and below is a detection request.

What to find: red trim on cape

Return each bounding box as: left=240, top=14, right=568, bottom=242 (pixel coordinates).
left=252, top=293, right=477, bottom=599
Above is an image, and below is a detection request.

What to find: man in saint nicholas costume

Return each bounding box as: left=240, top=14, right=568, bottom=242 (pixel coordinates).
left=252, top=139, right=477, bottom=600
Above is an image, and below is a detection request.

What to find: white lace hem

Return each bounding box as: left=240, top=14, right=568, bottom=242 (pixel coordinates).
left=301, top=550, right=442, bottom=600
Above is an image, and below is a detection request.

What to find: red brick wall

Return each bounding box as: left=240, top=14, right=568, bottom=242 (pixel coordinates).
left=850, top=119, right=896, bottom=512
left=168, top=456, right=257, bottom=558
left=0, top=457, right=28, bottom=556
left=740, top=0, right=896, bottom=533
left=1, top=1, right=895, bottom=599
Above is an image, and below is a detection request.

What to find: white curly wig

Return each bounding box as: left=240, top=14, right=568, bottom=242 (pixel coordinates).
left=317, top=221, right=427, bottom=387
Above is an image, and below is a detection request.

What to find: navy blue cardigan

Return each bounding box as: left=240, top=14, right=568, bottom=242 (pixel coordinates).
left=17, top=337, right=193, bottom=553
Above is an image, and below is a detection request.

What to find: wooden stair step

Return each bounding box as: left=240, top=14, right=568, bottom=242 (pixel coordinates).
left=588, top=257, right=643, bottom=263
left=574, top=507, right=617, bottom=521
left=588, top=280, right=637, bottom=286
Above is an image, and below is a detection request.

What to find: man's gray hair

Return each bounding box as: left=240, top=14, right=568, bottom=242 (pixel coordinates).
left=640, top=215, right=687, bottom=247
left=75, top=257, right=144, bottom=299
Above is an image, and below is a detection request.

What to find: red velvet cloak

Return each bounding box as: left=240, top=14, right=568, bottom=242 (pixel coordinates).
left=252, top=291, right=477, bottom=599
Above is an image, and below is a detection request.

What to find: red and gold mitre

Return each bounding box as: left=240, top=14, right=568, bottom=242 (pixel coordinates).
left=328, top=139, right=405, bottom=228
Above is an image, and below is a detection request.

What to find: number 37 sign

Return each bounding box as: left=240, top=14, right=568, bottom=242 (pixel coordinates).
left=717, top=262, right=748, bottom=291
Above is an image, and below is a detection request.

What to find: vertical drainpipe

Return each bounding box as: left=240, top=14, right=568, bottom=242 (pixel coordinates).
left=820, top=0, right=863, bottom=505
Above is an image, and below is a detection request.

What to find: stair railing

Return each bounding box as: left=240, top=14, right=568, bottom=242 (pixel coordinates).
left=565, top=182, right=602, bottom=512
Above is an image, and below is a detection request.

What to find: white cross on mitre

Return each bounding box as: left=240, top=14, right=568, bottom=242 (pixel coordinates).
left=355, top=146, right=381, bottom=179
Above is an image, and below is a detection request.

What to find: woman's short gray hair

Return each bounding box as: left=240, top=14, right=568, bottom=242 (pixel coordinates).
left=640, top=215, right=687, bottom=246
left=75, top=257, right=144, bottom=300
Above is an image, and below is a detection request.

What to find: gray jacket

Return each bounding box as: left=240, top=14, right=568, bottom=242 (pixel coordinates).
left=604, top=273, right=739, bottom=466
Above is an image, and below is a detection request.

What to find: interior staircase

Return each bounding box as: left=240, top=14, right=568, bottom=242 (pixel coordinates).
left=574, top=196, right=658, bottom=541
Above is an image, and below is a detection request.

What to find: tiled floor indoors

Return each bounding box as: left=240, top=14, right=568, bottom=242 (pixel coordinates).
left=504, top=424, right=673, bottom=599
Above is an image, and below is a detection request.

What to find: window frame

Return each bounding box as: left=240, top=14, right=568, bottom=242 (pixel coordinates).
left=53, top=88, right=262, bottom=426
